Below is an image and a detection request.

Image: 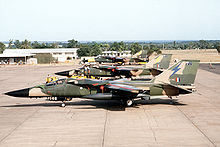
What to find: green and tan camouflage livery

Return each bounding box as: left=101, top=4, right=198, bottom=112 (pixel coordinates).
left=130, top=54, right=172, bottom=77
left=5, top=60, right=200, bottom=107
left=145, top=54, right=172, bottom=69
left=55, top=54, right=172, bottom=78
left=154, top=60, right=200, bottom=85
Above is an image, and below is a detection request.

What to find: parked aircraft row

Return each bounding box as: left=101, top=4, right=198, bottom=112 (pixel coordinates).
left=82, top=50, right=149, bottom=65
left=5, top=53, right=200, bottom=107
left=56, top=54, right=172, bottom=78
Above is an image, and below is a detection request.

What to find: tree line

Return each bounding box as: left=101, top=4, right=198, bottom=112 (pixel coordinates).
left=0, top=39, right=220, bottom=55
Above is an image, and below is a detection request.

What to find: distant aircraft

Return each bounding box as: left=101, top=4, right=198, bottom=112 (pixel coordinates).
left=130, top=50, right=149, bottom=65
left=82, top=50, right=149, bottom=65
left=5, top=60, right=199, bottom=107
left=82, top=56, right=127, bottom=65
left=55, top=54, right=172, bottom=78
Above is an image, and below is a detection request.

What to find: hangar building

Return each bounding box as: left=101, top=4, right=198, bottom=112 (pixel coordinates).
left=0, top=48, right=79, bottom=64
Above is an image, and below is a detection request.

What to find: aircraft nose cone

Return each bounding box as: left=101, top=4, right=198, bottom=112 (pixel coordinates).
left=5, top=88, right=30, bottom=97
left=55, top=70, right=70, bottom=76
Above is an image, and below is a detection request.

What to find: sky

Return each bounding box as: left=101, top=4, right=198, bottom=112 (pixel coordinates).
left=0, top=0, right=220, bottom=41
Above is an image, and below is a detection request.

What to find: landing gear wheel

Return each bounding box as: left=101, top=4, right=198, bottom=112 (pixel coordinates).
left=126, top=99, right=133, bottom=107
left=168, top=96, right=174, bottom=105
left=169, top=100, right=176, bottom=105
left=61, top=103, right=66, bottom=107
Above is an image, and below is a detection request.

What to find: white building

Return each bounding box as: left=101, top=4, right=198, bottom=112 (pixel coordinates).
left=3, top=48, right=79, bottom=62
left=102, top=51, right=131, bottom=58
left=0, top=53, right=35, bottom=64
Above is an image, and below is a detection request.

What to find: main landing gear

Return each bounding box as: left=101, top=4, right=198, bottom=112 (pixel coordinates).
left=121, top=99, right=134, bottom=107
left=126, top=99, right=133, bottom=106
left=169, top=96, right=175, bottom=105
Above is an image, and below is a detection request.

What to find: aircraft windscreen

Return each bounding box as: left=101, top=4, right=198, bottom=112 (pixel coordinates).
left=46, top=79, right=66, bottom=86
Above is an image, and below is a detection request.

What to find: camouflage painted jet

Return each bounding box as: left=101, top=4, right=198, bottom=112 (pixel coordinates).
left=55, top=54, right=172, bottom=78
left=82, top=56, right=128, bottom=65
left=5, top=60, right=199, bottom=107
left=83, top=50, right=153, bottom=65
left=130, top=50, right=149, bottom=65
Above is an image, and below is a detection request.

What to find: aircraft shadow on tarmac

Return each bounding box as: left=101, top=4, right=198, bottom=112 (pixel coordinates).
left=1, top=99, right=186, bottom=111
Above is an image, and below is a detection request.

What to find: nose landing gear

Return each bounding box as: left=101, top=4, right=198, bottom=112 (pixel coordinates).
left=61, top=102, right=66, bottom=107
left=58, top=97, right=72, bottom=107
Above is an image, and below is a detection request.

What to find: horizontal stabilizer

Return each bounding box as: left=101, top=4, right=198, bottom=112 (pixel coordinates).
left=161, top=82, right=193, bottom=95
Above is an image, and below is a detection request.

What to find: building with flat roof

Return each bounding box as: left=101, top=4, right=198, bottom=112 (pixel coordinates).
left=0, top=53, right=35, bottom=64
left=0, top=48, right=79, bottom=64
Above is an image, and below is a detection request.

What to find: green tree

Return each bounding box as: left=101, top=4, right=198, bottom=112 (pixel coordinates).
left=90, top=43, right=102, bottom=56
left=110, top=41, right=126, bottom=51
left=77, top=43, right=102, bottom=57
left=35, top=54, right=56, bottom=64
left=130, top=43, right=142, bottom=54
left=0, top=42, right=6, bottom=53
left=147, top=49, right=154, bottom=56
left=77, top=45, right=91, bottom=57
left=143, top=45, right=149, bottom=50
left=199, top=40, right=209, bottom=49
left=109, top=42, right=117, bottom=51
left=21, top=39, right=32, bottom=49
left=31, top=41, right=42, bottom=48
left=67, top=39, right=78, bottom=48
left=14, top=40, right=21, bottom=49
left=41, top=43, right=47, bottom=48
left=51, top=42, right=59, bottom=48
left=100, top=43, right=110, bottom=51
left=143, top=43, right=161, bottom=56
left=8, top=39, right=13, bottom=49
left=173, top=41, right=176, bottom=49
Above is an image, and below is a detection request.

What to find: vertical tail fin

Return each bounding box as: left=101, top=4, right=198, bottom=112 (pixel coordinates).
left=154, top=60, right=200, bottom=85
left=145, top=54, right=172, bottom=69
left=132, top=50, right=143, bottom=58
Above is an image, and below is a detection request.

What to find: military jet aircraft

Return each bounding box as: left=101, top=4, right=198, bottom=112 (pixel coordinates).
left=5, top=60, right=199, bottom=107
left=82, top=56, right=128, bottom=65
left=55, top=54, right=172, bottom=78
left=83, top=50, right=153, bottom=65
left=129, top=50, right=149, bottom=65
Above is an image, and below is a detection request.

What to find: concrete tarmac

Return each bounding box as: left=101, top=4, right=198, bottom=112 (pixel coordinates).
left=0, top=64, right=220, bottom=147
